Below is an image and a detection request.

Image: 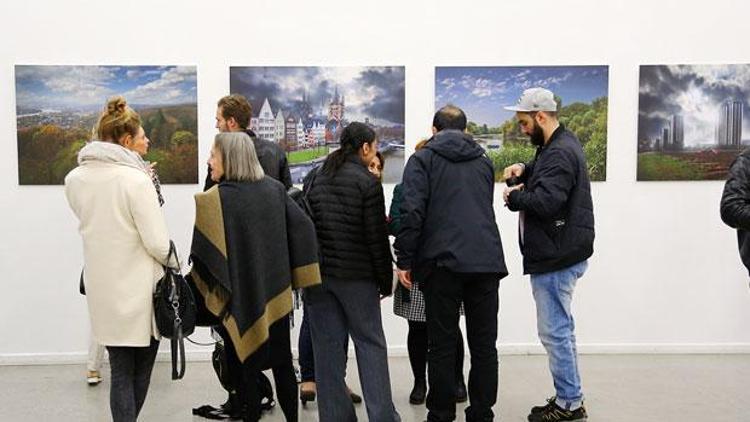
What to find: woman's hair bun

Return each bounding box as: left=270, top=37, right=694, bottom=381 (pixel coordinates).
left=106, top=96, right=128, bottom=115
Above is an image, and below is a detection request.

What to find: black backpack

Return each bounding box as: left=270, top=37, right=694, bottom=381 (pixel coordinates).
left=287, top=167, right=318, bottom=220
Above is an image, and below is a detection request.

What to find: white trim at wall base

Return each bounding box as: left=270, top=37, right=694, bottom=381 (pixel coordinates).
left=3, top=343, right=750, bottom=366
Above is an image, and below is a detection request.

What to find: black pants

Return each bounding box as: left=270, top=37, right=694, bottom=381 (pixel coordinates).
left=422, top=268, right=500, bottom=422
left=407, top=320, right=465, bottom=383
left=106, top=338, right=159, bottom=422
left=233, top=316, right=298, bottom=422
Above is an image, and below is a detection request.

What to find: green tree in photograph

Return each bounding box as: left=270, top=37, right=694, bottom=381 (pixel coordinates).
left=487, top=96, right=608, bottom=182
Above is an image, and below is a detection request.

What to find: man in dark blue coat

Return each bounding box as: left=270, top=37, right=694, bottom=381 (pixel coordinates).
left=503, top=87, right=594, bottom=422
left=395, top=105, right=507, bottom=422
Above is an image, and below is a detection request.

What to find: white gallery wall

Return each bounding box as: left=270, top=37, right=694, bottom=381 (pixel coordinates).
left=1, top=0, right=749, bottom=364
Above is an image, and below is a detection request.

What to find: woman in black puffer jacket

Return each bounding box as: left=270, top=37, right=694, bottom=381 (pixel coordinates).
left=303, top=122, right=400, bottom=422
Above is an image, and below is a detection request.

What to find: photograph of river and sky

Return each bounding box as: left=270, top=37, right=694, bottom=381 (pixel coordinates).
left=230, top=66, right=405, bottom=184
left=435, top=65, right=609, bottom=182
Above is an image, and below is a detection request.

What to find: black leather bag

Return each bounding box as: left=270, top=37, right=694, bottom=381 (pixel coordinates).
left=153, top=241, right=196, bottom=380
left=288, top=167, right=318, bottom=221
left=184, top=272, right=221, bottom=327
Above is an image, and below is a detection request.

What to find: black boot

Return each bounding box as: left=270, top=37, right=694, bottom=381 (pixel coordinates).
left=455, top=378, right=467, bottom=403
left=409, top=377, right=427, bottom=405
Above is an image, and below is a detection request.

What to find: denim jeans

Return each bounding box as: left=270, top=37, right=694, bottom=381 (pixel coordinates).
left=530, top=260, right=588, bottom=410
left=106, top=338, right=159, bottom=422
left=298, top=303, right=316, bottom=382
left=305, top=279, right=400, bottom=422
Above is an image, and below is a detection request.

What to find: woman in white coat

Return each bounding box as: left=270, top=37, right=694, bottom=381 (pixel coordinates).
left=65, top=96, right=175, bottom=422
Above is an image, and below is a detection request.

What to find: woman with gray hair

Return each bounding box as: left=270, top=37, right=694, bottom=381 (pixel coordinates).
left=189, top=132, right=322, bottom=422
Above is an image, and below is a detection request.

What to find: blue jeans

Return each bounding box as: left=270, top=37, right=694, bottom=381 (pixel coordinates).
left=530, top=260, right=587, bottom=410
left=305, top=279, right=400, bottom=422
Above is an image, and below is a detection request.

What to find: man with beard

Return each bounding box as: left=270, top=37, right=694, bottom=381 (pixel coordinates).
left=502, top=88, right=594, bottom=422
left=205, top=94, right=292, bottom=190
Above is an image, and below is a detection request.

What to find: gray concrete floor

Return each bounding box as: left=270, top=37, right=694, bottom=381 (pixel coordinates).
left=0, top=355, right=748, bottom=421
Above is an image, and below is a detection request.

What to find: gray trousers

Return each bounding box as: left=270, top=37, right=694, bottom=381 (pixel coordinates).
left=305, top=279, right=400, bottom=422
left=106, top=338, right=159, bottom=422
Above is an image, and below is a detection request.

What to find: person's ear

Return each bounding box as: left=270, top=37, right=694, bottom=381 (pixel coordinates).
left=536, top=112, right=547, bottom=125
left=432, top=126, right=438, bottom=135
left=227, top=117, right=237, bottom=130
left=119, top=134, right=132, bottom=147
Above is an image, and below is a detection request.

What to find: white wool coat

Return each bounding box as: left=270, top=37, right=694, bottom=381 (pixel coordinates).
left=65, top=142, right=174, bottom=346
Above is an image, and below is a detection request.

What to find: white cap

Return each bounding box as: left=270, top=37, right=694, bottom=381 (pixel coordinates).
left=504, top=87, right=558, bottom=112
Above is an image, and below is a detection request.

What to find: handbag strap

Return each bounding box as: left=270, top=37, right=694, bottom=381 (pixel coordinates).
left=171, top=323, right=186, bottom=380
left=166, top=240, right=186, bottom=380
left=166, top=240, right=181, bottom=271
left=303, top=167, right=319, bottom=197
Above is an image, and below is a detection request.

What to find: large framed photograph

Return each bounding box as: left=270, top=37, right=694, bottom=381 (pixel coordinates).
left=435, top=66, right=609, bottom=181
left=230, top=66, right=405, bottom=184
left=637, top=64, right=750, bottom=181
left=15, top=65, right=198, bottom=185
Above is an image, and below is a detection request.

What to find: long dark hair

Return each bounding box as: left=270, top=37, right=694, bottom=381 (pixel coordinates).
left=321, top=122, right=376, bottom=175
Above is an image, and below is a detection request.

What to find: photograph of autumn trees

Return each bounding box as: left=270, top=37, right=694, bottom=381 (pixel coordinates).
left=15, top=65, right=198, bottom=185
left=435, top=66, right=609, bottom=182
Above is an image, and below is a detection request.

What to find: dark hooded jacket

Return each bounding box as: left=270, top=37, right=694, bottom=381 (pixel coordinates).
left=204, top=129, right=292, bottom=191
left=507, top=124, right=594, bottom=274
left=720, top=149, right=750, bottom=276
left=394, top=130, right=507, bottom=278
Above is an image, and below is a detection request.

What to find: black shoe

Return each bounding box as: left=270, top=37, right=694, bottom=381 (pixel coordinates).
left=349, top=390, right=363, bottom=404
left=260, top=396, right=275, bottom=412
left=455, top=379, right=467, bottom=403
left=530, top=396, right=556, bottom=415
left=409, top=378, right=426, bottom=405
left=528, top=400, right=587, bottom=422
left=300, top=389, right=316, bottom=406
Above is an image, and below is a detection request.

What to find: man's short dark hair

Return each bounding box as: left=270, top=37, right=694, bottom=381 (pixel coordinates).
left=218, top=94, right=252, bottom=129
left=433, top=105, right=467, bottom=132
left=523, top=110, right=559, bottom=120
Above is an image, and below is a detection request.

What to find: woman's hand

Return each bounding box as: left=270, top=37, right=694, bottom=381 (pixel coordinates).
left=396, top=268, right=412, bottom=290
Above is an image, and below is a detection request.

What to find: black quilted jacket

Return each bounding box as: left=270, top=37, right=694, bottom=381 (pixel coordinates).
left=303, top=155, right=393, bottom=295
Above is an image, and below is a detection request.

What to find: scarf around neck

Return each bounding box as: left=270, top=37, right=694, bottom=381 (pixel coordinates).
left=77, top=141, right=164, bottom=206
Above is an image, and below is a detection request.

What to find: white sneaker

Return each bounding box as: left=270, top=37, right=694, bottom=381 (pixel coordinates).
left=87, top=370, right=102, bottom=386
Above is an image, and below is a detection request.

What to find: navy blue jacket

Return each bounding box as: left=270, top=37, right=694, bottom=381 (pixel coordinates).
left=507, top=125, right=595, bottom=274
left=395, top=130, right=507, bottom=278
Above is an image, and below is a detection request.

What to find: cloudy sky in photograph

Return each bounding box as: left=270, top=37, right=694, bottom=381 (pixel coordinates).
left=435, top=66, right=609, bottom=127
left=230, top=66, right=405, bottom=126
left=639, top=64, right=750, bottom=146
left=15, top=65, right=197, bottom=110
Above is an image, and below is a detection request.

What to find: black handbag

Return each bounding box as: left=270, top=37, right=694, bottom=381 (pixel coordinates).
left=153, top=241, right=196, bottom=380
left=288, top=167, right=318, bottom=221
left=185, top=272, right=221, bottom=327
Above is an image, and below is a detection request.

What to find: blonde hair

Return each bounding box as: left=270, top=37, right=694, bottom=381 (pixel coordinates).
left=214, top=132, right=265, bottom=182
left=96, top=96, right=141, bottom=143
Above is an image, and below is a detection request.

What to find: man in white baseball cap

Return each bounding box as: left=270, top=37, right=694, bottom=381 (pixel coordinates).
left=502, top=87, right=595, bottom=422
